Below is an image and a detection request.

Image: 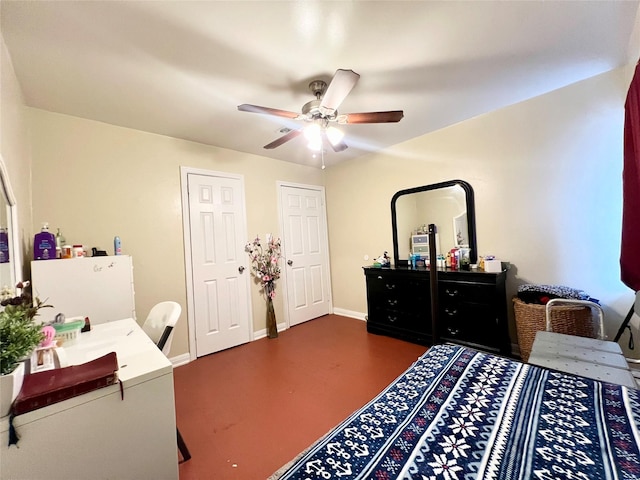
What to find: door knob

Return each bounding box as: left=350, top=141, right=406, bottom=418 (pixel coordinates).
left=287, top=260, right=293, bottom=266
left=238, top=265, right=245, bottom=273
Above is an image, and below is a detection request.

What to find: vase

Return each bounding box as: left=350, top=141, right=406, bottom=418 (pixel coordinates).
left=0, top=361, right=25, bottom=417
left=266, top=297, right=278, bottom=339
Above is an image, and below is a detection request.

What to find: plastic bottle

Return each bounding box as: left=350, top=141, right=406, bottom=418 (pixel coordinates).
left=0, top=227, right=9, bottom=264
left=55, top=228, right=66, bottom=259
left=114, top=236, right=122, bottom=255
left=34, top=223, right=56, bottom=260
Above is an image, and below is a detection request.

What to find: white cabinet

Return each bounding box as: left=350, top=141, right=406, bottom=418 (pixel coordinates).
left=0, top=319, right=178, bottom=480
left=30, top=255, right=136, bottom=325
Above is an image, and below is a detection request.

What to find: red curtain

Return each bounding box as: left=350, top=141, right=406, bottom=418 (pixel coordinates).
left=621, top=61, right=640, bottom=291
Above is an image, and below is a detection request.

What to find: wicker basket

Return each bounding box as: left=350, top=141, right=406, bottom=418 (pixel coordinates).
left=513, top=297, right=598, bottom=362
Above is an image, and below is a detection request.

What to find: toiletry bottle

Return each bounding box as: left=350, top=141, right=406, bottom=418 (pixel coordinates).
left=34, top=223, right=56, bottom=260
left=0, top=227, right=9, bottom=264
left=114, top=236, right=122, bottom=255
left=55, top=228, right=66, bottom=259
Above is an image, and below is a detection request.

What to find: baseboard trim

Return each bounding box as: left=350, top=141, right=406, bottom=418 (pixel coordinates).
left=170, top=353, right=191, bottom=367
left=253, top=322, right=287, bottom=340
left=332, top=308, right=366, bottom=321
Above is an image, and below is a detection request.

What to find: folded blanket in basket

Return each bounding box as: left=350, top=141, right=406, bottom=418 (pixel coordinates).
left=517, top=283, right=598, bottom=304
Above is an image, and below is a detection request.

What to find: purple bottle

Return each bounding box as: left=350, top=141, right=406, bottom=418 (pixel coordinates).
left=0, top=227, right=9, bottom=264
left=34, top=223, right=56, bottom=260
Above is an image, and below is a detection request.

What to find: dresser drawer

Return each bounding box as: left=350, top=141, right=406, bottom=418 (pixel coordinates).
left=368, top=307, right=428, bottom=332
left=440, top=302, right=500, bottom=347
left=367, top=273, right=427, bottom=295
left=439, top=281, right=496, bottom=305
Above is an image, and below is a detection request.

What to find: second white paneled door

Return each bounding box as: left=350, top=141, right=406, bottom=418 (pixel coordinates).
left=279, top=183, right=332, bottom=326
left=185, top=170, right=252, bottom=357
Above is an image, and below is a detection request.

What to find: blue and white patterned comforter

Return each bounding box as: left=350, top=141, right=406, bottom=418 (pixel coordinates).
left=277, top=344, right=640, bottom=480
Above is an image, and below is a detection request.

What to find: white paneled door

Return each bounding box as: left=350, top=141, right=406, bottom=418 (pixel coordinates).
left=186, top=171, right=252, bottom=357
left=279, top=184, right=332, bottom=326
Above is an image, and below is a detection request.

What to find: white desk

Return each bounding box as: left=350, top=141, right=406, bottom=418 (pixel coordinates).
left=0, top=318, right=179, bottom=480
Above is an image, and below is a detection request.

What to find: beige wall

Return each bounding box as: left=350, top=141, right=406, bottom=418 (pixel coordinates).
left=26, top=110, right=325, bottom=357
left=4, top=20, right=638, bottom=358
left=0, top=36, right=33, bottom=282
left=327, top=65, right=638, bottom=355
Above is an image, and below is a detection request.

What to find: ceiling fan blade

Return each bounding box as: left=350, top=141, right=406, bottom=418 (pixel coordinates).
left=238, top=104, right=300, bottom=119
left=264, top=129, right=302, bottom=149
left=322, top=131, right=348, bottom=153
left=320, top=69, right=360, bottom=114
left=340, top=111, right=404, bottom=124
left=329, top=139, right=348, bottom=153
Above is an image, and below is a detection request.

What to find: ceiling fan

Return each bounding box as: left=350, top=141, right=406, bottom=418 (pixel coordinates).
left=237, top=69, right=404, bottom=152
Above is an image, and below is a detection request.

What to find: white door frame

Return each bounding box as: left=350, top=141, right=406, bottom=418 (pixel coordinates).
left=181, top=166, right=254, bottom=361
left=277, top=181, right=333, bottom=328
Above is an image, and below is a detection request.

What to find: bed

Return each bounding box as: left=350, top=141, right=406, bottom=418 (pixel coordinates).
left=271, top=343, right=640, bottom=479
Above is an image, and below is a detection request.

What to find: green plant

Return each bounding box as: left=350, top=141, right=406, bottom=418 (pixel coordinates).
left=0, top=282, right=49, bottom=375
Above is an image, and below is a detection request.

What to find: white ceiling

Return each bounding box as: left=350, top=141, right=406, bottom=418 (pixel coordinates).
left=2, top=1, right=638, bottom=169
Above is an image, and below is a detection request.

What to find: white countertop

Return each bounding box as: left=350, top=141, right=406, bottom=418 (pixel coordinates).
left=61, top=317, right=172, bottom=384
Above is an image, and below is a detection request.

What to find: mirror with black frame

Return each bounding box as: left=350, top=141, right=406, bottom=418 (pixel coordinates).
left=391, top=179, right=477, bottom=267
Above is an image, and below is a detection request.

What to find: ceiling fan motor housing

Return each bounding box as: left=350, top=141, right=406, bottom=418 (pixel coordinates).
left=309, top=80, right=327, bottom=98
left=302, top=99, right=336, bottom=120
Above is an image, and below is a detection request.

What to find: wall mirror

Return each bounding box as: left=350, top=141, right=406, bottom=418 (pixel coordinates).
left=391, top=179, right=477, bottom=266
left=0, top=154, right=21, bottom=291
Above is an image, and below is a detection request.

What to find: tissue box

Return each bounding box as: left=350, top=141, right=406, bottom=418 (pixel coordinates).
left=484, top=259, right=502, bottom=273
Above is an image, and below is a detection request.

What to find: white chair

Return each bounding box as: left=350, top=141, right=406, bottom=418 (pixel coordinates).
left=142, top=301, right=181, bottom=357
left=141, top=301, right=191, bottom=462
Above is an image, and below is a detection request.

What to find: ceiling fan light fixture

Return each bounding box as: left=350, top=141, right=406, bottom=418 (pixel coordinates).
left=303, top=123, right=320, bottom=141
left=304, top=123, right=322, bottom=151
left=326, top=126, right=344, bottom=146
left=307, top=137, right=323, bottom=151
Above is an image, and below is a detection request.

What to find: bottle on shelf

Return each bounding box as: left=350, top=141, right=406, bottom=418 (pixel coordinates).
left=34, top=223, right=56, bottom=260
left=55, top=228, right=66, bottom=259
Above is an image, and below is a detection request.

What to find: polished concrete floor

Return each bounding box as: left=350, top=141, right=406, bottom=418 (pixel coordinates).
left=174, top=314, right=427, bottom=480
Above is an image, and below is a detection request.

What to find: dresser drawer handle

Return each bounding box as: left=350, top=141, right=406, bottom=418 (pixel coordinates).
left=445, top=288, right=459, bottom=297
left=387, top=299, right=398, bottom=307
left=387, top=315, right=398, bottom=323
left=444, top=308, right=458, bottom=317
left=447, top=327, right=460, bottom=336
left=385, top=283, right=396, bottom=290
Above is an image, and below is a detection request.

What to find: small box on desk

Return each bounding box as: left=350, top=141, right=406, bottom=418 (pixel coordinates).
left=484, top=259, right=502, bottom=273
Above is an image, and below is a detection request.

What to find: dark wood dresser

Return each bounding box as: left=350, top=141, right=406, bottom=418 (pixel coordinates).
left=363, top=266, right=511, bottom=355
